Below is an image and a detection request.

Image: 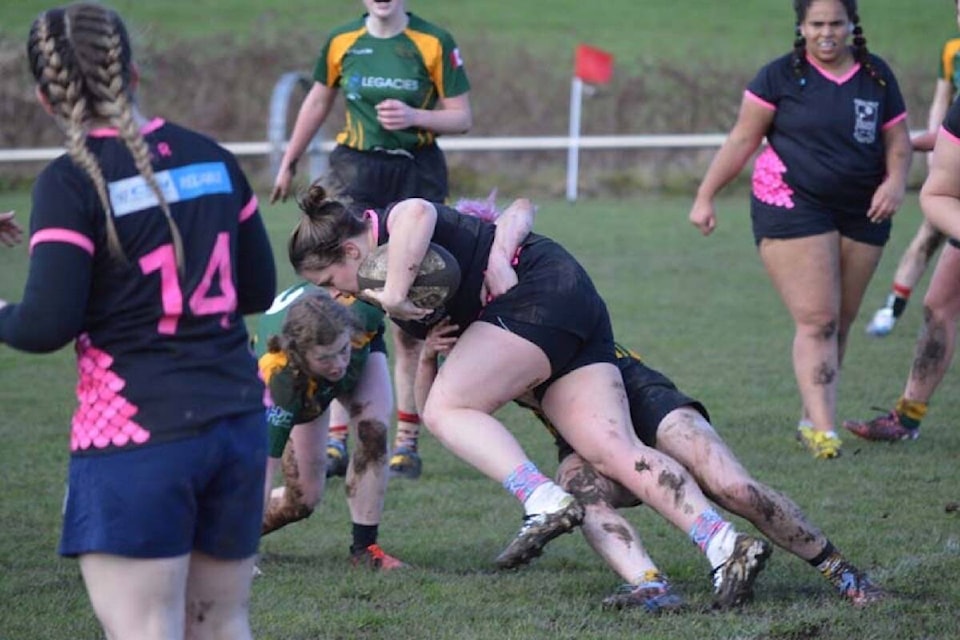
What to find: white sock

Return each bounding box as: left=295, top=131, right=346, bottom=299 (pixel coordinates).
left=523, top=482, right=573, bottom=516
left=705, top=522, right=738, bottom=569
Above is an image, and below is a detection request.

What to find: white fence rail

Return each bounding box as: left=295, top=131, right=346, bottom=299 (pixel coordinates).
left=0, top=133, right=729, bottom=164
left=0, top=70, right=732, bottom=201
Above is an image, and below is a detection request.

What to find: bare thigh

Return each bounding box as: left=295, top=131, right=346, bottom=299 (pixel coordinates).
left=654, top=408, right=752, bottom=500
left=80, top=553, right=189, bottom=640
left=760, top=233, right=841, bottom=325
left=426, top=321, right=551, bottom=414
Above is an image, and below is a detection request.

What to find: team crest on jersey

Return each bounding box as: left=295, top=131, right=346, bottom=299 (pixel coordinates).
left=395, top=43, right=419, bottom=60
left=853, top=99, right=879, bottom=144
left=450, top=47, right=464, bottom=68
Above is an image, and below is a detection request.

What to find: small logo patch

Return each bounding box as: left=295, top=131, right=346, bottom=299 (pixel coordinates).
left=853, top=99, right=879, bottom=144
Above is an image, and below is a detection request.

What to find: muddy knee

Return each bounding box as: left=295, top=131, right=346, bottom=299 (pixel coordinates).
left=353, top=419, right=388, bottom=475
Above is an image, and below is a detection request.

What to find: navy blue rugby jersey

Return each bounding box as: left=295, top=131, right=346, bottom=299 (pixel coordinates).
left=746, top=52, right=907, bottom=214
left=372, top=202, right=495, bottom=338
left=0, top=118, right=276, bottom=455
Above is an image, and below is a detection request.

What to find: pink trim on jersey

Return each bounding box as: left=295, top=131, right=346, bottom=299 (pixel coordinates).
left=882, top=112, right=907, bottom=130
left=752, top=147, right=795, bottom=209
left=239, top=195, right=259, bottom=222
left=744, top=90, right=776, bottom=111
left=806, top=54, right=861, bottom=85
left=88, top=117, right=166, bottom=138
left=939, top=123, right=960, bottom=146
left=71, top=333, right=151, bottom=452
left=29, top=228, right=95, bottom=256
left=366, top=209, right=380, bottom=244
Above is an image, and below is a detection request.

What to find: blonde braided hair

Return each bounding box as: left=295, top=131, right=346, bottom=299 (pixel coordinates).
left=28, top=3, right=185, bottom=275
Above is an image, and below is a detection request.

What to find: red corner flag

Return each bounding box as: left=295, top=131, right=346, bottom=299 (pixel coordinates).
left=574, top=44, right=613, bottom=84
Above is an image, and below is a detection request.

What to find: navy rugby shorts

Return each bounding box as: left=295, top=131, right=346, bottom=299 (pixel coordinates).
left=750, top=194, right=891, bottom=247
left=60, top=411, right=267, bottom=559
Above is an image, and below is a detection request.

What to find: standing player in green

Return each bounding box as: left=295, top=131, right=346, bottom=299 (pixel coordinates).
left=271, top=0, right=472, bottom=481
left=256, top=284, right=405, bottom=569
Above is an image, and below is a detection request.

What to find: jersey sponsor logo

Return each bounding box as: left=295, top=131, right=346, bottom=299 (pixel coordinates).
left=348, top=47, right=374, bottom=55
left=853, top=99, right=879, bottom=144
left=108, top=162, right=233, bottom=217
left=450, top=47, right=464, bottom=68
left=360, top=76, right=419, bottom=91
left=266, top=404, right=294, bottom=426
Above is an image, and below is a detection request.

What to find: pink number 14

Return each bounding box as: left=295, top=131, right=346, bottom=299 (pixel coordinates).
left=139, top=232, right=237, bottom=334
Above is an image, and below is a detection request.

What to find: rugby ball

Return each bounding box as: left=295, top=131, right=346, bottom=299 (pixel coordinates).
left=357, top=242, right=461, bottom=310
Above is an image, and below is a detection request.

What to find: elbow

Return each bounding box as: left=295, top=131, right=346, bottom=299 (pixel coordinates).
left=2, top=315, right=77, bottom=353
left=459, top=112, right=473, bottom=134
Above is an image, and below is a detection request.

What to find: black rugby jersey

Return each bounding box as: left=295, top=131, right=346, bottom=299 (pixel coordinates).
left=0, top=119, right=276, bottom=455
left=941, top=93, right=960, bottom=140
left=746, top=52, right=906, bottom=214
left=374, top=202, right=495, bottom=338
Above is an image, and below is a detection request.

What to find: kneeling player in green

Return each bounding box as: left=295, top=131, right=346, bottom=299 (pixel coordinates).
left=256, top=283, right=405, bottom=569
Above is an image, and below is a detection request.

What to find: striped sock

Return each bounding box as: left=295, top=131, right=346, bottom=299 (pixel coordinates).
left=502, top=460, right=551, bottom=504
left=890, top=285, right=912, bottom=318
left=894, top=397, right=927, bottom=430
left=689, top=508, right=736, bottom=568
left=329, top=424, right=348, bottom=443
left=395, top=411, right=420, bottom=450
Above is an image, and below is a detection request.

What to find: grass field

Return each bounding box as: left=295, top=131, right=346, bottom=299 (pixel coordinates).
left=2, top=1, right=960, bottom=639
left=0, top=1, right=952, bottom=70
left=2, top=188, right=960, bottom=639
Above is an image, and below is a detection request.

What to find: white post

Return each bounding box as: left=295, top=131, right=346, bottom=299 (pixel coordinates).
left=566, top=77, right=584, bottom=202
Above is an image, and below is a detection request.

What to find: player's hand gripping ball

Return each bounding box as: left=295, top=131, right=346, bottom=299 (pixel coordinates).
left=357, top=242, right=461, bottom=310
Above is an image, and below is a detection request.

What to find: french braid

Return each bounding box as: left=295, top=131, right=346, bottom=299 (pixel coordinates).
left=28, top=4, right=185, bottom=274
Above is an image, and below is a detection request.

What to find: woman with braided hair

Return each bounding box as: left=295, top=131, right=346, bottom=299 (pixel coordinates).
left=0, top=4, right=276, bottom=638
left=689, top=0, right=912, bottom=459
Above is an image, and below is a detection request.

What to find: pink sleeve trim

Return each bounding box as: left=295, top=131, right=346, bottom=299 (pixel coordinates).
left=88, top=118, right=166, bottom=138
left=939, top=124, right=960, bottom=146
left=29, top=228, right=95, bottom=256
left=239, top=195, right=259, bottom=222
left=881, top=112, right=907, bottom=131
left=744, top=90, right=776, bottom=111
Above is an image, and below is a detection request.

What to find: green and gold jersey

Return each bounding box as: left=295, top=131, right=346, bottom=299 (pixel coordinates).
left=256, top=283, right=385, bottom=433
left=939, top=35, right=960, bottom=97
left=315, top=12, right=470, bottom=151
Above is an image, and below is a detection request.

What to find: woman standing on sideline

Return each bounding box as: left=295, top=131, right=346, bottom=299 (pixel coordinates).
left=271, top=0, right=472, bottom=480
left=689, top=0, right=912, bottom=459
left=0, top=4, right=276, bottom=638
